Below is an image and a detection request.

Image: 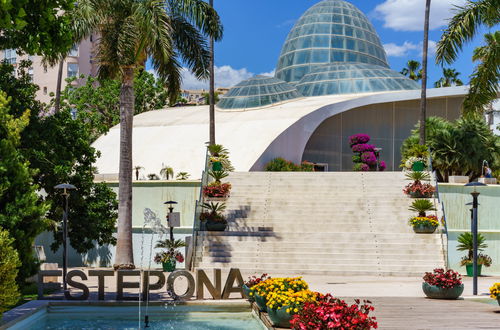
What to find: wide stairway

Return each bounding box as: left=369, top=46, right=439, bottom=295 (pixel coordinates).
left=193, top=172, right=446, bottom=276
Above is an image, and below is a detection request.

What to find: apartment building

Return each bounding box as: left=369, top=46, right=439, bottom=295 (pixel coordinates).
left=1, top=38, right=95, bottom=104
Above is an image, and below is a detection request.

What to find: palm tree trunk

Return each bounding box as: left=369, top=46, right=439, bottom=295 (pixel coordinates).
left=209, top=0, right=216, bottom=146
left=419, top=0, right=431, bottom=145
left=114, top=67, right=135, bottom=270
left=54, top=59, right=64, bottom=112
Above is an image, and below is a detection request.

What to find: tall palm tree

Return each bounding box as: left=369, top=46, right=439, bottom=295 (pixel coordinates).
left=160, top=166, right=174, bottom=180
left=434, top=68, right=464, bottom=88
left=420, top=0, right=432, bottom=145
left=209, top=0, right=216, bottom=146
left=400, top=60, right=423, bottom=81
left=72, top=0, right=223, bottom=269
left=436, top=0, right=500, bottom=115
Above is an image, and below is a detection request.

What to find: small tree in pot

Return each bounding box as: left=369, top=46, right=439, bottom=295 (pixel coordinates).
left=457, top=232, right=492, bottom=276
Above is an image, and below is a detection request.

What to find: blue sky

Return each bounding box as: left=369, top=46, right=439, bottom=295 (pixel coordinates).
left=178, top=0, right=484, bottom=90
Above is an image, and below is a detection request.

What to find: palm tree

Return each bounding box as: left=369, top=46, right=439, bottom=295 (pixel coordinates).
left=434, top=68, right=464, bottom=88
left=72, top=0, right=223, bottom=269
left=209, top=0, right=216, bottom=146
left=133, top=166, right=144, bottom=180
left=436, top=0, right=500, bottom=115
left=420, top=0, right=432, bottom=145
left=176, top=172, right=190, bottom=180
left=400, top=60, right=423, bottom=81
left=160, top=166, right=174, bottom=180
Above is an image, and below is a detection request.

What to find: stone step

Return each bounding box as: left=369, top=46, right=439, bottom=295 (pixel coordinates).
left=197, top=251, right=444, bottom=260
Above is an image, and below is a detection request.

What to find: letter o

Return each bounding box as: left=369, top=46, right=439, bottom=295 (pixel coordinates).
left=166, top=270, right=195, bottom=300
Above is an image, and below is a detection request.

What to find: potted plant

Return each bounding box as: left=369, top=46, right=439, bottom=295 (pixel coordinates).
left=402, top=145, right=429, bottom=171
left=200, top=202, right=227, bottom=231
left=251, top=277, right=308, bottom=313
left=203, top=182, right=232, bottom=200
left=422, top=268, right=464, bottom=299
left=207, top=144, right=234, bottom=171
left=403, top=171, right=435, bottom=198
left=409, top=215, right=439, bottom=234
left=242, top=274, right=270, bottom=301
left=266, top=290, right=316, bottom=328
left=457, top=232, right=492, bottom=276
left=489, top=283, right=500, bottom=306
left=154, top=239, right=186, bottom=272
left=290, top=294, right=378, bottom=330
left=409, top=199, right=436, bottom=217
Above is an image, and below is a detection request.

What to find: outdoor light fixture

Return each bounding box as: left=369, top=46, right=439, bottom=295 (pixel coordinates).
left=464, top=181, right=486, bottom=295
left=54, top=183, right=76, bottom=296
left=164, top=201, right=178, bottom=242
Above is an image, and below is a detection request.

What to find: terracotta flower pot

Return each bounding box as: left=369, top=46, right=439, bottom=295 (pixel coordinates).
left=267, top=306, right=294, bottom=328
left=422, top=282, right=464, bottom=299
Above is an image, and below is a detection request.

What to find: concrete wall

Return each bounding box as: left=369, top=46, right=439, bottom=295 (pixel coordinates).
left=439, top=184, right=500, bottom=275
left=35, top=180, right=200, bottom=268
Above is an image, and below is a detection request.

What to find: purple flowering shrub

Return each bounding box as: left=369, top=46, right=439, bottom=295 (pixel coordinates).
left=349, top=134, right=385, bottom=171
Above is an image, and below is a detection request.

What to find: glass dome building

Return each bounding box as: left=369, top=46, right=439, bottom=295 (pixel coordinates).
left=275, top=0, right=389, bottom=85
left=296, top=63, right=421, bottom=96
left=217, top=75, right=301, bottom=110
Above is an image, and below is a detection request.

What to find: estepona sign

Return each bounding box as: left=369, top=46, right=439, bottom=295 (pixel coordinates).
left=38, top=268, right=245, bottom=301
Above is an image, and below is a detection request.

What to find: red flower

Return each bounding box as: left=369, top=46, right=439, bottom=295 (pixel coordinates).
left=423, top=268, right=462, bottom=288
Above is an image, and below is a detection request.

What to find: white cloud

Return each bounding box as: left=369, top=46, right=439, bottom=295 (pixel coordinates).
left=179, top=65, right=275, bottom=90
left=374, top=0, right=466, bottom=32
left=259, top=69, right=276, bottom=77
left=384, top=40, right=437, bottom=57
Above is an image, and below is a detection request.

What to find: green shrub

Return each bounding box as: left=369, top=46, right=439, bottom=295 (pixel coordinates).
left=0, top=229, right=21, bottom=317
left=265, top=158, right=299, bottom=171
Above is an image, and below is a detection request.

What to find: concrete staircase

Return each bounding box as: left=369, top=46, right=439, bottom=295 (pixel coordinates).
left=193, top=172, right=446, bottom=276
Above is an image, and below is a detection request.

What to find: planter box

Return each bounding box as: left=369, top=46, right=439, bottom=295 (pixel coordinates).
left=448, top=176, right=469, bottom=184
left=479, top=178, right=497, bottom=184
left=413, top=224, right=437, bottom=234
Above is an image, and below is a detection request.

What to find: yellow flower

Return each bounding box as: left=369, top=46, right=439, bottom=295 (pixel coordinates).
left=294, top=308, right=298, bottom=313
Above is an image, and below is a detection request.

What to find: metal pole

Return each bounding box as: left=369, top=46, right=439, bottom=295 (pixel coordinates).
left=471, top=191, right=480, bottom=295
left=168, top=206, right=174, bottom=243
left=62, top=190, right=69, bottom=294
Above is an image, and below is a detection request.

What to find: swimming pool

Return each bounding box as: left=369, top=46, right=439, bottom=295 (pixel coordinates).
left=5, top=303, right=266, bottom=329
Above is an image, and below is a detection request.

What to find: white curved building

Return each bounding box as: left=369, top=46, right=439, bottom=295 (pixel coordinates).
left=93, top=0, right=468, bottom=178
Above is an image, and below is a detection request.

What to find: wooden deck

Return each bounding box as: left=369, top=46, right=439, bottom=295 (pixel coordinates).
left=259, top=297, right=500, bottom=329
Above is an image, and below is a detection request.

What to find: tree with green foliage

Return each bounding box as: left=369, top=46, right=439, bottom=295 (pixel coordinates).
left=0, top=0, right=74, bottom=58
left=0, top=61, right=118, bottom=266
left=436, top=0, right=500, bottom=114
left=60, top=70, right=169, bottom=141
left=72, top=0, right=223, bottom=269
left=400, top=60, right=423, bottom=81
left=434, top=68, right=464, bottom=88
left=402, top=116, right=500, bottom=182
left=0, top=91, right=49, bottom=286
left=203, top=91, right=220, bottom=105
left=0, top=229, right=21, bottom=317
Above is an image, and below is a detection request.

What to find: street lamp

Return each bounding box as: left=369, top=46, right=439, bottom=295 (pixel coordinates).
left=164, top=201, right=178, bottom=242
left=54, top=183, right=76, bottom=296
left=464, top=181, right=486, bottom=295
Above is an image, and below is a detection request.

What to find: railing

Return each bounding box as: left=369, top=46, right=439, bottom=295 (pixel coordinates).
left=428, top=148, right=449, bottom=268
left=186, top=148, right=210, bottom=271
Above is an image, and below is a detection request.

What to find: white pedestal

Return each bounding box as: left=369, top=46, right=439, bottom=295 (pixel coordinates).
left=448, top=176, right=469, bottom=184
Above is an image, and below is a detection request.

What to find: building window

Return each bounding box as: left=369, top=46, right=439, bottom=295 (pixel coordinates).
left=3, top=49, right=16, bottom=64
left=69, top=45, right=78, bottom=57
left=67, top=63, right=79, bottom=78
left=28, top=67, right=34, bottom=81
left=43, top=87, right=48, bottom=95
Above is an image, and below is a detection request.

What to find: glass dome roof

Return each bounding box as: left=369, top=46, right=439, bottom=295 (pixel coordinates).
left=275, top=0, right=389, bottom=84
left=296, top=63, right=420, bottom=96
left=217, top=75, right=301, bottom=110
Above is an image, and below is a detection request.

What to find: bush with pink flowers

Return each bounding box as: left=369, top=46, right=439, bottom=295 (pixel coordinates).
left=349, top=134, right=385, bottom=171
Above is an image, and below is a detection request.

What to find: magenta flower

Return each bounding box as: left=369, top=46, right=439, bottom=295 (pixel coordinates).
left=349, top=134, right=371, bottom=146
left=361, top=152, right=377, bottom=165
left=351, top=144, right=375, bottom=153
left=379, top=161, right=386, bottom=171
left=361, top=164, right=370, bottom=171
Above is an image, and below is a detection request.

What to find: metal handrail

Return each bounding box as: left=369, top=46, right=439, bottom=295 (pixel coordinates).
left=186, top=148, right=210, bottom=271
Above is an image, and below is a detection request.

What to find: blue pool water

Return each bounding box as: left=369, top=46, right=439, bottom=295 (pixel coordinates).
left=8, top=304, right=266, bottom=330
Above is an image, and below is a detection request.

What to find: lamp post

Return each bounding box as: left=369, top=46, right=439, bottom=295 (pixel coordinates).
left=54, top=183, right=76, bottom=295
left=164, top=201, right=178, bottom=242
left=464, top=181, right=486, bottom=295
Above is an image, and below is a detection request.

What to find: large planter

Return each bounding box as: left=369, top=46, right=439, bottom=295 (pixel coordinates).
left=205, top=221, right=227, bottom=231
left=242, top=284, right=254, bottom=302
left=412, top=224, right=437, bottom=234
left=254, top=292, right=267, bottom=312
left=212, top=161, right=223, bottom=171
left=162, top=259, right=176, bottom=272
left=422, top=282, right=464, bottom=299
left=267, top=307, right=294, bottom=328
left=412, top=161, right=425, bottom=172
left=465, top=264, right=483, bottom=277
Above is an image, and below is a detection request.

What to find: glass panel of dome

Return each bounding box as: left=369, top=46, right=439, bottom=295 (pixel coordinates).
left=260, top=95, right=271, bottom=105
left=343, top=16, right=352, bottom=25
left=339, top=80, right=351, bottom=93
left=367, top=44, right=375, bottom=55
left=338, top=70, right=348, bottom=79
left=332, top=14, right=342, bottom=23
left=332, top=51, right=345, bottom=62
left=312, top=49, right=329, bottom=62
left=332, top=37, right=344, bottom=49
left=314, top=24, right=331, bottom=35
left=294, top=50, right=310, bottom=65
left=296, top=37, right=313, bottom=49
left=368, top=79, right=386, bottom=91
left=345, top=26, right=354, bottom=37
left=313, top=35, right=330, bottom=47
left=347, top=53, right=358, bottom=62
left=325, top=81, right=338, bottom=94
left=346, top=39, right=355, bottom=50
left=312, top=83, right=324, bottom=96
left=318, top=14, right=331, bottom=22
left=332, top=24, right=343, bottom=35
